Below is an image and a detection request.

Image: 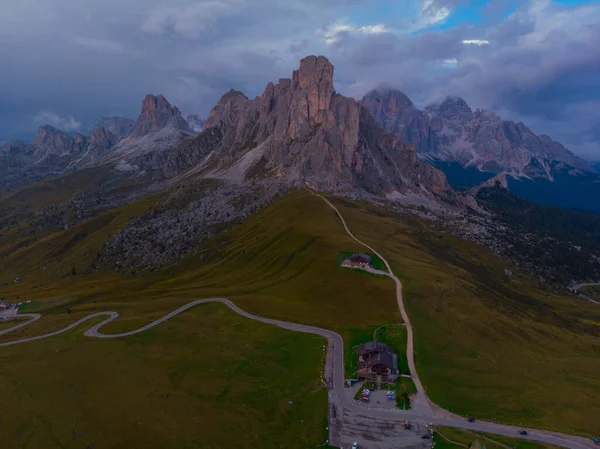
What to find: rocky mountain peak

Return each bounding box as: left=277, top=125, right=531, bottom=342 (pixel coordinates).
left=362, top=89, right=415, bottom=113
left=87, top=116, right=134, bottom=136
left=130, top=93, right=192, bottom=137
left=141, top=94, right=172, bottom=114
left=292, top=55, right=335, bottom=120
left=164, top=55, right=455, bottom=204
left=435, top=96, right=473, bottom=120
left=32, top=125, right=71, bottom=146
left=205, top=89, right=249, bottom=131
left=359, top=88, right=434, bottom=154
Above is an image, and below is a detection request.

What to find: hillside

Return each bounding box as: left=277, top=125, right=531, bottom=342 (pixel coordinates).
left=0, top=190, right=598, bottom=442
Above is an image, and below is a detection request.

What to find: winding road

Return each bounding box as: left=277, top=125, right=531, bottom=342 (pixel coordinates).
left=0, top=193, right=596, bottom=449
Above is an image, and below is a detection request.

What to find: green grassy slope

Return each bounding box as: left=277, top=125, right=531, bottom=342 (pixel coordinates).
left=0, top=303, right=327, bottom=449
left=329, top=196, right=600, bottom=436
left=0, top=188, right=599, bottom=440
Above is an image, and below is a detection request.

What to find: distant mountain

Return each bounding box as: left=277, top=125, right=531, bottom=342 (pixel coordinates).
left=105, top=94, right=195, bottom=165
left=161, top=56, right=457, bottom=203
left=0, top=125, right=118, bottom=190
left=360, top=89, right=435, bottom=154
left=87, top=116, right=134, bottom=136
left=186, top=114, right=205, bottom=132
left=361, top=88, right=600, bottom=212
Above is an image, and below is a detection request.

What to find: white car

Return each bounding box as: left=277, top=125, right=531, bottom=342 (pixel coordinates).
left=352, top=443, right=359, bottom=449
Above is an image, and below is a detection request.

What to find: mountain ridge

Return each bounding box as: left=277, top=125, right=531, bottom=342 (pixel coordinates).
left=361, top=88, right=593, bottom=176
left=160, top=55, right=458, bottom=205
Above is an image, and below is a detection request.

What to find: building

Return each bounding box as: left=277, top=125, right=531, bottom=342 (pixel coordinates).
left=342, top=253, right=372, bottom=268
left=357, top=341, right=398, bottom=382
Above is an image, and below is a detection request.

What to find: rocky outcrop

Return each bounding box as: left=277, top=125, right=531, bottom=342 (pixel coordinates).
left=87, top=116, right=134, bottom=136
left=166, top=55, right=455, bottom=202
left=360, top=89, right=436, bottom=154
left=105, top=94, right=196, bottom=164
left=469, top=173, right=509, bottom=195
left=31, top=126, right=87, bottom=163
left=130, top=94, right=192, bottom=137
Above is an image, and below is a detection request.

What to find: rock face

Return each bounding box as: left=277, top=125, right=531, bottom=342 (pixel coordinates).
left=186, top=114, right=205, bottom=132
left=362, top=89, right=593, bottom=177
left=130, top=94, right=192, bottom=137
left=106, top=94, right=196, bottom=163
left=87, top=116, right=134, bottom=136
left=426, top=97, right=592, bottom=176
left=360, top=89, right=435, bottom=154
left=31, top=125, right=86, bottom=163
left=164, top=55, right=455, bottom=201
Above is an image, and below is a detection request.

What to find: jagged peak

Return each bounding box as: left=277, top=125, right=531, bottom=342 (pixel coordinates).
left=142, top=94, right=176, bottom=114
left=361, top=87, right=415, bottom=110
left=295, top=55, right=334, bottom=88
left=220, top=89, right=248, bottom=102
left=36, top=124, right=65, bottom=134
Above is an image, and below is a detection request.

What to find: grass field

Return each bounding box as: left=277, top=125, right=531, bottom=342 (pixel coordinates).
left=0, top=303, right=327, bottom=449
left=0, top=187, right=599, bottom=441
left=0, top=317, right=29, bottom=331
left=433, top=426, right=561, bottom=449
left=0, top=191, right=399, bottom=447
left=329, top=196, right=600, bottom=436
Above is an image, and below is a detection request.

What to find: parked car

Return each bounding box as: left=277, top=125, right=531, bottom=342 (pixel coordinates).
left=468, top=417, right=476, bottom=423
left=592, top=437, right=599, bottom=445
left=422, top=434, right=431, bottom=439
left=352, top=442, right=359, bottom=449
left=518, top=430, right=528, bottom=436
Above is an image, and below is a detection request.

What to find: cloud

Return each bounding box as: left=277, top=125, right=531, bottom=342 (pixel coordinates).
left=33, top=111, right=82, bottom=132
left=141, top=1, right=238, bottom=39
left=73, top=37, right=126, bottom=54
left=317, top=22, right=390, bottom=45
left=0, top=0, right=598, bottom=160
left=462, top=39, right=489, bottom=45
left=415, top=0, right=451, bottom=30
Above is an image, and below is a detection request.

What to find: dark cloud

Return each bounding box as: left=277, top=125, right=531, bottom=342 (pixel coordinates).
left=1, top=0, right=598, bottom=160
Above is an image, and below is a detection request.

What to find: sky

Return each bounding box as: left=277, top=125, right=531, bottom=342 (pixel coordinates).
left=1, top=0, right=599, bottom=159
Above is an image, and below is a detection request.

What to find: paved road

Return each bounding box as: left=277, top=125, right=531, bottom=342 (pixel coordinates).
left=0, top=313, right=40, bottom=336
left=0, top=193, right=597, bottom=449
left=570, top=283, right=600, bottom=304
left=571, top=282, right=600, bottom=291
left=1, top=298, right=594, bottom=449
left=315, top=193, right=432, bottom=414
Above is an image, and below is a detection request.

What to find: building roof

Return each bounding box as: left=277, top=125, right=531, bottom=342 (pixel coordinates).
left=358, top=341, right=397, bottom=371
left=349, top=253, right=371, bottom=263
left=372, top=351, right=395, bottom=370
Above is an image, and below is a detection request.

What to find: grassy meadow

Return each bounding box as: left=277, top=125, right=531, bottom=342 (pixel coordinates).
left=329, top=195, right=600, bottom=436
left=0, top=190, right=399, bottom=447
left=0, top=184, right=599, bottom=444
left=0, top=303, right=327, bottom=449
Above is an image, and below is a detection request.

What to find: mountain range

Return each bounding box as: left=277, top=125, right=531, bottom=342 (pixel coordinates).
left=360, top=89, right=600, bottom=212
left=1, top=55, right=598, bottom=213
left=0, top=56, right=457, bottom=207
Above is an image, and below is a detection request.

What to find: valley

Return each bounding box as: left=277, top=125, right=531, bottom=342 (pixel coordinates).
left=0, top=191, right=598, bottom=448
